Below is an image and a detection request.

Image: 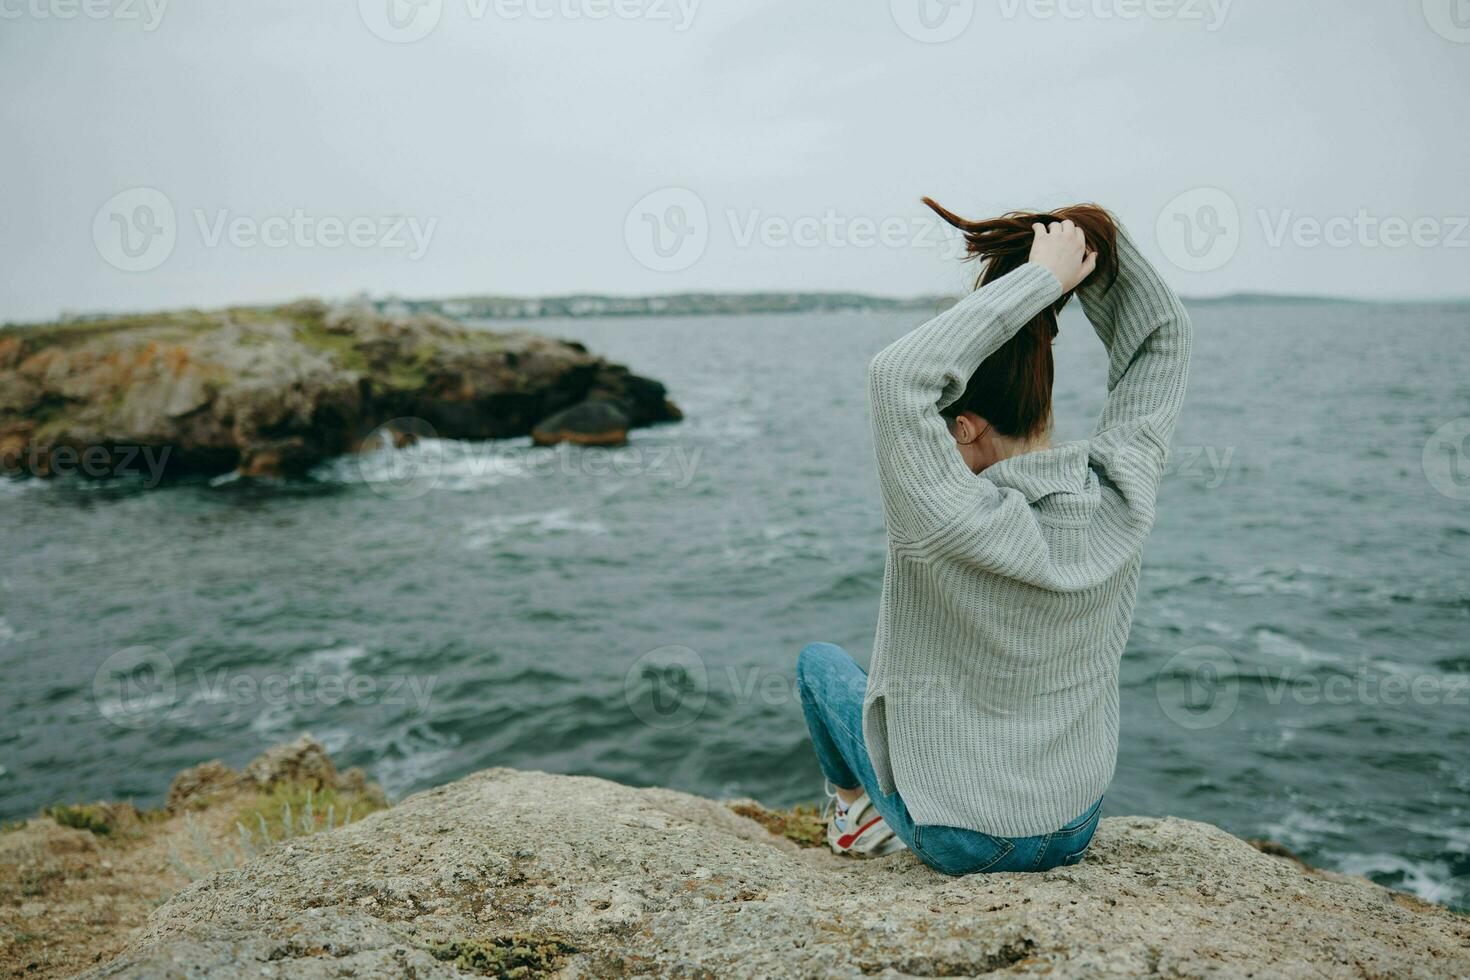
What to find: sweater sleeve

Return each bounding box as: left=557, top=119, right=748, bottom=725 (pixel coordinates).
left=867, top=263, right=1063, bottom=546
left=1076, top=223, right=1193, bottom=519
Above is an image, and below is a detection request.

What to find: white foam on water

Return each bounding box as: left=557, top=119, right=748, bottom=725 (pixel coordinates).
left=248, top=699, right=297, bottom=739
left=1252, top=628, right=1341, bottom=667
left=676, top=411, right=760, bottom=443
left=1402, top=818, right=1470, bottom=851
left=430, top=443, right=534, bottom=492
left=0, top=477, right=43, bottom=496
left=462, top=509, right=608, bottom=550
left=303, top=726, right=355, bottom=759
left=0, top=618, right=16, bottom=646
left=304, top=644, right=369, bottom=672
left=351, top=726, right=462, bottom=800
left=1251, top=626, right=1463, bottom=681
left=370, top=747, right=457, bottom=800
left=1221, top=562, right=1352, bottom=599
left=31, top=542, right=101, bottom=566
left=1258, top=807, right=1339, bottom=849
left=326, top=438, right=535, bottom=495
left=1334, top=852, right=1455, bottom=903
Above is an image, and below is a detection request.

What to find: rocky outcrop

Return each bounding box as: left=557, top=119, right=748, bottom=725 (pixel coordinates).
left=0, top=737, right=389, bottom=979
left=0, top=301, right=680, bottom=480
left=89, top=765, right=1470, bottom=978
left=531, top=398, right=631, bottom=447
left=166, top=733, right=387, bottom=812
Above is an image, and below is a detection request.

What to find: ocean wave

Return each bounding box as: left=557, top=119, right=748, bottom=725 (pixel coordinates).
left=462, top=509, right=608, bottom=550
left=303, top=644, right=370, bottom=672
left=1250, top=627, right=1469, bottom=683
left=0, top=477, right=44, bottom=496
left=353, top=725, right=461, bottom=800
left=1334, top=852, right=1457, bottom=905
left=315, top=439, right=533, bottom=494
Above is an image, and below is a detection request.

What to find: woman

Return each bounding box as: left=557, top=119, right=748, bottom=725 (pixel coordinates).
left=797, top=201, right=1191, bottom=874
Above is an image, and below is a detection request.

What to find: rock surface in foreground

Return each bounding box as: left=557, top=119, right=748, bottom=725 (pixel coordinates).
left=0, top=301, right=680, bottom=479
left=91, top=768, right=1470, bottom=978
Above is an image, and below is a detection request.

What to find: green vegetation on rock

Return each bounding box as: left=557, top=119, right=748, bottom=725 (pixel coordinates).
left=236, top=781, right=385, bottom=843
left=429, top=933, right=577, bottom=978
left=46, top=804, right=115, bottom=836
left=728, top=800, right=826, bottom=848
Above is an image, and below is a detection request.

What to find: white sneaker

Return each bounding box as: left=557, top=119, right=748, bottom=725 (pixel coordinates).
left=824, top=785, right=907, bottom=857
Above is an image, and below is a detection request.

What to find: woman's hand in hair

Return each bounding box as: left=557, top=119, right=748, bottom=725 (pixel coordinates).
left=1028, top=219, right=1098, bottom=293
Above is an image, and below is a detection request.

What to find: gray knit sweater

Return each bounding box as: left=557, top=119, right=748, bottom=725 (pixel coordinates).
left=862, top=224, right=1192, bottom=837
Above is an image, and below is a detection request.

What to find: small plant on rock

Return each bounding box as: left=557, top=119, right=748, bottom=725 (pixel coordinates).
left=429, top=934, right=577, bottom=978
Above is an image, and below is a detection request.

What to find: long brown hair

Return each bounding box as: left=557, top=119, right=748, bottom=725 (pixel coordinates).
left=922, top=198, right=1119, bottom=440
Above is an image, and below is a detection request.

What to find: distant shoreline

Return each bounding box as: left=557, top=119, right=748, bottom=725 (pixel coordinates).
left=11, top=290, right=1468, bottom=331
left=371, top=290, right=1467, bottom=322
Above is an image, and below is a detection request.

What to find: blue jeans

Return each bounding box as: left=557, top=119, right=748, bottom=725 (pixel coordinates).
left=795, top=642, right=1103, bottom=876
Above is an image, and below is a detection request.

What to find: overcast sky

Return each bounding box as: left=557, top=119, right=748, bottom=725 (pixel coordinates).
left=2, top=1, right=1466, bottom=321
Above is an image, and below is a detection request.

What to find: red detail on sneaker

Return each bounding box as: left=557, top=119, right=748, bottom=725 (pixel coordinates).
left=836, top=815, right=884, bottom=849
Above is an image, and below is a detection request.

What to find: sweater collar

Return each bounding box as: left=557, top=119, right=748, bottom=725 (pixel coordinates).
left=980, top=440, right=1091, bottom=502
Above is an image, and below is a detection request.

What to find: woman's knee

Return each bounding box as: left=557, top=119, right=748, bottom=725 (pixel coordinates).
left=796, top=642, right=848, bottom=686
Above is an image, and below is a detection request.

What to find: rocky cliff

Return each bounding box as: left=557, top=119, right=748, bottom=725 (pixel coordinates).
left=47, top=745, right=1466, bottom=979
left=0, top=301, right=680, bottom=480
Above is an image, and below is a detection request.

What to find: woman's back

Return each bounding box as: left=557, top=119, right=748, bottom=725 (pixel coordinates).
left=861, top=225, right=1192, bottom=838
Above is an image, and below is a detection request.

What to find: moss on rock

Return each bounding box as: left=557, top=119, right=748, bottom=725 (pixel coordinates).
left=429, top=933, right=576, bottom=978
